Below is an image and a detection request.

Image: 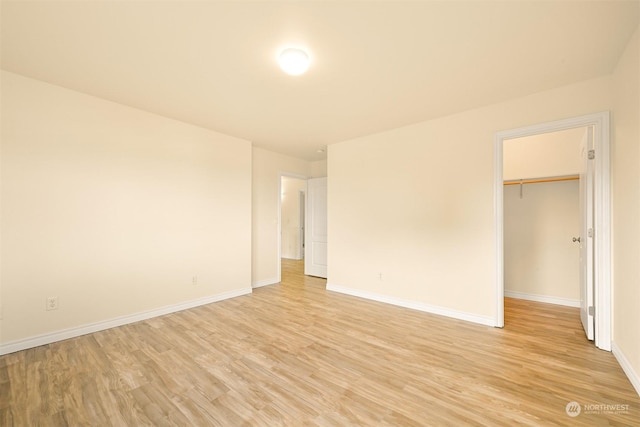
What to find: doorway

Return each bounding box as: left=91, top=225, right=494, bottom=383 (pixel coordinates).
left=278, top=173, right=308, bottom=283
left=494, top=112, right=611, bottom=351
left=280, top=176, right=306, bottom=261
left=278, top=174, right=328, bottom=282
left=502, top=127, right=585, bottom=309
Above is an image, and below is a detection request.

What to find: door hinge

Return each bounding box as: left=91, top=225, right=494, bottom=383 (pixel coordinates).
left=588, top=306, right=595, bottom=316
left=588, top=149, right=595, bottom=160
left=588, top=228, right=594, bottom=238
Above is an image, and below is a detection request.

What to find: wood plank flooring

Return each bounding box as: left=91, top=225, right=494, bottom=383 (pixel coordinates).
left=1, top=259, right=638, bottom=426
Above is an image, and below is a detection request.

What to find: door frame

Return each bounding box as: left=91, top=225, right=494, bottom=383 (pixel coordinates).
left=277, top=172, right=308, bottom=282
left=494, top=111, right=611, bottom=351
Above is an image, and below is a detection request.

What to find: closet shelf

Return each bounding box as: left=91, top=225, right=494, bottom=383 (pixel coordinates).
left=503, top=175, right=579, bottom=186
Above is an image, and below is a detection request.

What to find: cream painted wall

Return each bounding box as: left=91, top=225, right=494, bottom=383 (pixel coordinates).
left=503, top=127, right=583, bottom=181
left=1, top=71, right=252, bottom=344
left=310, top=159, right=327, bottom=178
left=612, top=27, right=640, bottom=393
left=328, top=75, right=611, bottom=323
left=504, top=181, right=579, bottom=302
left=252, top=148, right=309, bottom=286
left=281, top=177, right=306, bottom=260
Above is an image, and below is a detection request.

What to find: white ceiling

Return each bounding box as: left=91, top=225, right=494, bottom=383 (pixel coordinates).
left=1, top=1, right=638, bottom=161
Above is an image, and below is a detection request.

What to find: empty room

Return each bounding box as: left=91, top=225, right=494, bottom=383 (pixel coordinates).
left=1, top=1, right=639, bottom=425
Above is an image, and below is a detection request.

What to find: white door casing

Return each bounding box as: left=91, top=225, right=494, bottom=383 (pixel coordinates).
left=305, top=177, right=328, bottom=278
left=579, top=127, right=595, bottom=341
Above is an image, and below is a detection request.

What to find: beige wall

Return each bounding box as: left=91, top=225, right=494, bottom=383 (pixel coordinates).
left=1, top=71, right=252, bottom=345
left=310, top=159, right=328, bottom=178
left=612, top=27, right=640, bottom=392
left=328, top=75, right=611, bottom=324
left=504, top=181, right=579, bottom=303
left=281, top=177, right=306, bottom=260
left=503, top=127, right=584, bottom=181
left=252, top=148, right=310, bottom=286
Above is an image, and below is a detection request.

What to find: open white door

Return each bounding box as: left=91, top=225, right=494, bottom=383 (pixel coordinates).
left=579, top=127, right=595, bottom=341
left=305, top=177, right=327, bottom=278
left=299, top=191, right=305, bottom=259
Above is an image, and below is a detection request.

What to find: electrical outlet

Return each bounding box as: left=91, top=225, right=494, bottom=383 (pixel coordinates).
left=46, top=296, right=59, bottom=311
left=192, top=276, right=198, bottom=286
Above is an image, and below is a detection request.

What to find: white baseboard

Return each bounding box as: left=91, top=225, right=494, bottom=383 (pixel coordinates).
left=252, top=277, right=279, bottom=288
left=504, top=290, right=580, bottom=308
left=326, top=283, right=495, bottom=327
left=612, top=342, right=640, bottom=397
left=0, top=287, right=252, bottom=356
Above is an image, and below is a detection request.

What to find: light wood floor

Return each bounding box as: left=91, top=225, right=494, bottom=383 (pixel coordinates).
left=1, top=259, right=638, bottom=426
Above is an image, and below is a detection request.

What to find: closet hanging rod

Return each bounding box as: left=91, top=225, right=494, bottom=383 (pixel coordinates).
left=503, top=174, right=579, bottom=186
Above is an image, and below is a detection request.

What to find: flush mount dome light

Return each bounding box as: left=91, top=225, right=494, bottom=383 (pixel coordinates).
left=278, top=48, right=310, bottom=75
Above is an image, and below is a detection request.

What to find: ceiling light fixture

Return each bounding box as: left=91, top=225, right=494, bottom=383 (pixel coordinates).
left=278, top=48, right=310, bottom=76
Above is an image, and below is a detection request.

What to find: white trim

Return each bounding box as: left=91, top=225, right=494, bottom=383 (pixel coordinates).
left=277, top=172, right=308, bottom=283
left=0, top=287, right=252, bottom=356
left=612, top=342, right=640, bottom=397
left=327, top=283, right=495, bottom=327
left=504, top=290, right=580, bottom=308
left=494, top=128, right=505, bottom=327
left=494, top=111, right=611, bottom=351
left=252, top=278, right=279, bottom=288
